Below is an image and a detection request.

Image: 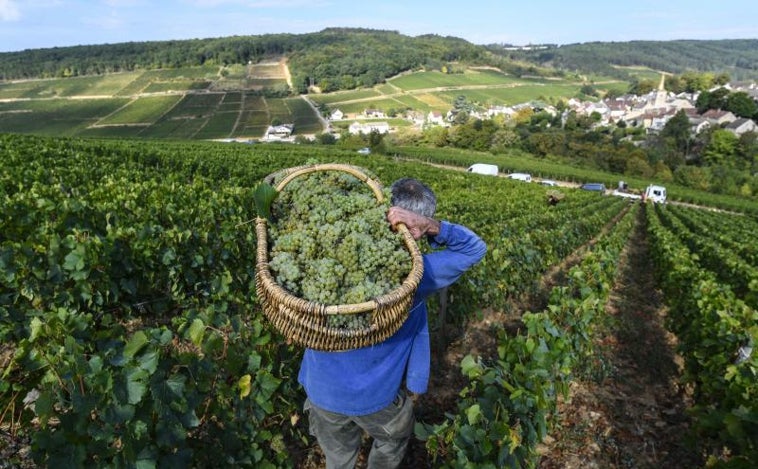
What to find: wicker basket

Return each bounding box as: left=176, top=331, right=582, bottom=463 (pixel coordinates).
left=255, top=163, right=424, bottom=351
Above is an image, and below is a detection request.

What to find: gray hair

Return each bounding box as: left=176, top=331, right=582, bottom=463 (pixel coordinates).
left=390, top=178, right=436, bottom=218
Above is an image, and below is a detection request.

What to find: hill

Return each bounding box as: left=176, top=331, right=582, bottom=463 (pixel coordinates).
left=3, top=30, right=758, bottom=89
left=490, top=39, right=758, bottom=81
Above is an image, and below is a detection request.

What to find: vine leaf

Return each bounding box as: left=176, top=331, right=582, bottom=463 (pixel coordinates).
left=253, top=182, right=278, bottom=222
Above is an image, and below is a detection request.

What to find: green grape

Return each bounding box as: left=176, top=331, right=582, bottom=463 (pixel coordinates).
left=267, top=169, right=412, bottom=330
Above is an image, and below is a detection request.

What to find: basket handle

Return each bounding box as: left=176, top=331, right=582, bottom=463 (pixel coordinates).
left=274, top=163, right=385, bottom=202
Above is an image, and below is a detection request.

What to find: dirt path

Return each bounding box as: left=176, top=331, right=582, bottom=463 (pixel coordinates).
left=537, top=206, right=702, bottom=469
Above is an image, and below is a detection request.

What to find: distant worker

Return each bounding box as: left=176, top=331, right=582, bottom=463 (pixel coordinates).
left=546, top=190, right=564, bottom=207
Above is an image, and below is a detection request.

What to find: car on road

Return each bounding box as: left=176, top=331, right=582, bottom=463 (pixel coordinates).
left=580, top=183, right=607, bottom=193
left=539, top=179, right=558, bottom=187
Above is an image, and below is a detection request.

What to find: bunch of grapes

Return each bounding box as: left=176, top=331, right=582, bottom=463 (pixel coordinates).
left=267, top=169, right=412, bottom=329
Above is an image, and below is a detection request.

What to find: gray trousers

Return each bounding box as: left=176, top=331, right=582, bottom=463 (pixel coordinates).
left=304, top=391, right=415, bottom=469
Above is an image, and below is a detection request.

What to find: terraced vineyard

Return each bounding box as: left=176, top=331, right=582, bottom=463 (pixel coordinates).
left=0, top=134, right=756, bottom=467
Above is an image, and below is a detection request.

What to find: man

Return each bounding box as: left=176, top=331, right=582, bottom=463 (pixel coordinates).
left=298, top=177, right=487, bottom=468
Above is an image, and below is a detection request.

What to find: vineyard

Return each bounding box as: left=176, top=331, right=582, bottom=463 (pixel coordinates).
left=1, top=133, right=756, bottom=468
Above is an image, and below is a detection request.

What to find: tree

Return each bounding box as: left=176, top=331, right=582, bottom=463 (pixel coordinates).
left=629, top=78, right=656, bottom=95
left=579, top=84, right=597, bottom=97
left=696, top=87, right=730, bottom=113
left=674, top=165, right=711, bottom=191
left=315, top=132, right=337, bottom=145
left=725, top=92, right=758, bottom=118
left=422, top=126, right=449, bottom=147
left=625, top=155, right=654, bottom=177
left=703, top=129, right=739, bottom=167
left=660, top=110, right=692, bottom=156
left=713, top=72, right=731, bottom=86
left=489, top=128, right=520, bottom=153
left=737, top=132, right=758, bottom=173
left=652, top=161, right=673, bottom=181
left=367, top=129, right=386, bottom=153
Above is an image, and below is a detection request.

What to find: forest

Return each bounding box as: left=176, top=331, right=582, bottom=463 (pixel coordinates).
left=491, top=39, right=758, bottom=81
left=0, top=28, right=488, bottom=93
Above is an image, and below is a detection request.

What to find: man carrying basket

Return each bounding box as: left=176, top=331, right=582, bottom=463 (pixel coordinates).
left=298, top=177, right=487, bottom=468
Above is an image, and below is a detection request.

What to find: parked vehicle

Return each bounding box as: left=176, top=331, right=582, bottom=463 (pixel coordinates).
left=539, top=179, right=558, bottom=187
left=611, top=189, right=641, bottom=200
left=507, top=172, right=532, bottom=183
left=645, top=184, right=667, bottom=203
left=467, top=163, right=499, bottom=176
left=580, top=183, right=607, bottom=193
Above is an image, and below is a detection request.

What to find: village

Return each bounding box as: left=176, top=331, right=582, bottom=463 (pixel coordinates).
left=261, top=75, right=758, bottom=142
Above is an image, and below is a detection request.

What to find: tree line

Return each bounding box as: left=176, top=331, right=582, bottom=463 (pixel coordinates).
left=5, top=30, right=758, bottom=94
left=0, top=28, right=487, bottom=93
left=490, top=39, right=758, bottom=81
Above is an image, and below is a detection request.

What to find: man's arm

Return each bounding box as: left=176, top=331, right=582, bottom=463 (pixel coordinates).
left=418, top=221, right=487, bottom=296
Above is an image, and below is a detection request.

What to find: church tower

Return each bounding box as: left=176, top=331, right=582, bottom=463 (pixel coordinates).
left=654, top=73, right=667, bottom=108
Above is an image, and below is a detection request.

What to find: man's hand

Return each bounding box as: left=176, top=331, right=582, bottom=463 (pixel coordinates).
left=387, top=206, right=440, bottom=240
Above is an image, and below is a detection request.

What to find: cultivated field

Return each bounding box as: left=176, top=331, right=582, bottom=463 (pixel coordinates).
left=0, top=63, right=626, bottom=139
left=2, top=134, right=754, bottom=467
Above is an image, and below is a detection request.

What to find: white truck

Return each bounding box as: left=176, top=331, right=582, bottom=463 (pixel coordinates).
left=644, top=185, right=667, bottom=204
left=467, top=163, right=498, bottom=176
left=507, top=172, right=532, bottom=183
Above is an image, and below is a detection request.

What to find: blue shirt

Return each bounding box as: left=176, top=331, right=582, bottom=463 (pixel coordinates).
left=298, top=221, right=487, bottom=415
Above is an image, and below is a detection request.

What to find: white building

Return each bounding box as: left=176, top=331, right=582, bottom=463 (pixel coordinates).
left=348, top=121, right=390, bottom=135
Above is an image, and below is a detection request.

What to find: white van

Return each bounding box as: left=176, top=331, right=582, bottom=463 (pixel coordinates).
left=508, top=172, right=532, bottom=183
left=467, top=163, right=498, bottom=176
left=645, top=184, right=667, bottom=204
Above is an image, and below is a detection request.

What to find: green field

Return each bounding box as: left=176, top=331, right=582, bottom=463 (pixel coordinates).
left=0, top=64, right=631, bottom=138
left=0, top=98, right=131, bottom=135
left=96, top=95, right=181, bottom=125
left=308, top=89, right=383, bottom=105
left=0, top=73, right=142, bottom=99
left=388, top=69, right=519, bottom=90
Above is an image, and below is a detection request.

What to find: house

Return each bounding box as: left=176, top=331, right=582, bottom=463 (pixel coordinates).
left=725, top=118, right=758, bottom=136
left=263, top=124, right=294, bottom=141
left=605, top=99, right=631, bottom=120
left=701, top=109, right=737, bottom=126
left=486, top=105, right=517, bottom=119
left=330, top=109, right=344, bottom=120
left=363, top=109, right=386, bottom=118
left=348, top=121, right=390, bottom=135
left=426, top=111, right=446, bottom=126
left=688, top=117, right=711, bottom=135
left=641, top=109, right=678, bottom=133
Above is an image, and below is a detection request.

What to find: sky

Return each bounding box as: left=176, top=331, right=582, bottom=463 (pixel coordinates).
left=1, top=0, right=758, bottom=53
